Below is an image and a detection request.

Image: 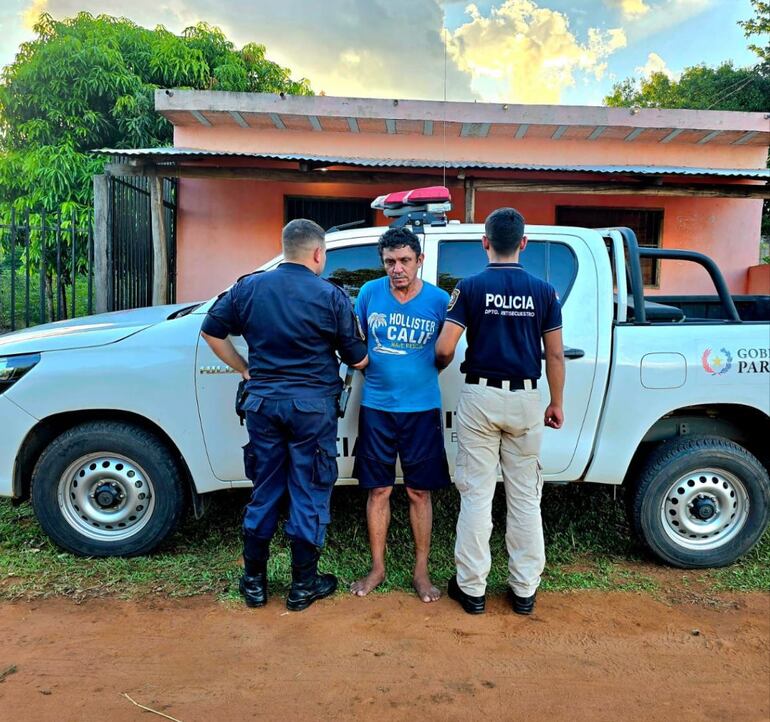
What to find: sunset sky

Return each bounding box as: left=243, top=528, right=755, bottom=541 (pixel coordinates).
left=0, top=0, right=760, bottom=106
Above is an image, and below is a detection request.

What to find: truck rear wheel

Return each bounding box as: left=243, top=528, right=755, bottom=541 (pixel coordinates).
left=629, top=436, right=770, bottom=568
left=31, top=421, right=186, bottom=557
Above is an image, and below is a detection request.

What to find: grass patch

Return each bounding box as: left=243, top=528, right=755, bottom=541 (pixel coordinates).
left=711, top=530, right=770, bottom=591
left=1, top=483, right=768, bottom=601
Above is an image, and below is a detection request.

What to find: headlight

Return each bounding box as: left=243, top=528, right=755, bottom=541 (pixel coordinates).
left=0, top=353, right=41, bottom=395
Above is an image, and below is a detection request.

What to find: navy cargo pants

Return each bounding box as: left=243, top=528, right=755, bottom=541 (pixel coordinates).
left=241, top=395, right=339, bottom=561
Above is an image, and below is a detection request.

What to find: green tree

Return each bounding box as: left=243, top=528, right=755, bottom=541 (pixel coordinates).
left=0, top=12, right=312, bottom=215
left=739, top=0, right=770, bottom=66
left=0, top=12, right=312, bottom=318
left=603, top=62, right=770, bottom=112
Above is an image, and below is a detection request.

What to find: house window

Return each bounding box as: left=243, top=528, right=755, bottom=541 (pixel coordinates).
left=323, top=244, right=385, bottom=299
left=285, top=196, right=374, bottom=231
left=555, top=206, right=663, bottom=286
left=437, top=239, right=578, bottom=301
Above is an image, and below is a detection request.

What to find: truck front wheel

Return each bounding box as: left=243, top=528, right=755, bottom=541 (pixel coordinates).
left=629, top=436, right=769, bottom=568
left=31, top=421, right=186, bottom=557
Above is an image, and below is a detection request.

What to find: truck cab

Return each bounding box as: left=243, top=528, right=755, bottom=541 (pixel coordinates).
left=196, top=221, right=608, bottom=486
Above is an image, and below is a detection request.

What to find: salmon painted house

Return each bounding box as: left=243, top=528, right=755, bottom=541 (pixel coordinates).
left=95, top=90, right=770, bottom=308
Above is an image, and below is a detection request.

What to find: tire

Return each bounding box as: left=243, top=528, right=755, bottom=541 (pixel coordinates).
left=31, top=421, right=186, bottom=557
left=629, top=435, right=770, bottom=568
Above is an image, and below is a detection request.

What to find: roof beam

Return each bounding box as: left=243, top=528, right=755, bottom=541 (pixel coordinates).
left=385, top=118, right=396, bottom=134
left=552, top=125, right=568, bottom=140
left=269, top=113, right=286, bottom=130
left=473, top=180, right=769, bottom=198
left=660, top=128, right=685, bottom=143
left=423, top=120, right=433, bottom=136
left=697, top=130, right=721, bottom=145
left=102, top=163, right=769, bottom=198
left=587, top=126, right=606, bottom=140
left=105, top=163, right=463, bottom=187
left=308, top=115, right=322, bottom=131
left=190, top=110, right=211, bottom=127
left=460, top=122, right=491, bottom=137
left=733, top=131, right=759, bottom=145
left=347, top=117, right=360, bottom=133
left=156, top=90, right=770, bottom=135
left=624, top=128, right=644, bottom=141
left=229, top=111, right=249, bottom=128
left=515, top=124, right=528, bottom=139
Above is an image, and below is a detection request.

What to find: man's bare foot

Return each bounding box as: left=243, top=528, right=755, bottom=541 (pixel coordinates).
left=413, top=572, right=441, bottom=603
left=350, top=569, right=386, bottom=597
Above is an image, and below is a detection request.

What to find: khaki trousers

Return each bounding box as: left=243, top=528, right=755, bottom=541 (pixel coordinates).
left=454, top=384, right=545, bottom=597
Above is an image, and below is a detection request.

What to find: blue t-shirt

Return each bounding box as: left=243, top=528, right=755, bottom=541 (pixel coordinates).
left=355, top=277, right=449, bottom=412
left=446, top=262, right=562, bottom=380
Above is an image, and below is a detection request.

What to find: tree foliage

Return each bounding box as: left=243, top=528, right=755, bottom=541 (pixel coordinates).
left=0, top=12, right=312, bottom=216
left=603, top=62, right=770, bottom=112
left=606, top=1, right=770, bottom=111
left=738, top=0, right=770, bottom=66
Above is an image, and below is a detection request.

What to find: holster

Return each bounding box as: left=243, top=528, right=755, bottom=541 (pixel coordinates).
left=235, top=379, right=248, bottom=426
left=337, top=368, right=355, bottom=418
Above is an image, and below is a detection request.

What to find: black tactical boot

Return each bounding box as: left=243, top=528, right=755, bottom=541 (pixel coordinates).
left=240, top=556, right=268, bottom=608
left=508, top=588, right=537, bottom=615
left=286, top=541, right=338, bottom=612
left=448, top=575, right=486, bottom=615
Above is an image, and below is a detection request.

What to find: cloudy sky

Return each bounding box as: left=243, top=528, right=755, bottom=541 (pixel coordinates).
left=0, top=0, right=760, bottom=105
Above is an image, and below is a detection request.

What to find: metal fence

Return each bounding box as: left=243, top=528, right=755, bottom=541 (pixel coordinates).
left=0, top=173, right=177, bottom=333
left=111, top=175, right=177, bottom=311
left=0, top=209, right=93, bottom=333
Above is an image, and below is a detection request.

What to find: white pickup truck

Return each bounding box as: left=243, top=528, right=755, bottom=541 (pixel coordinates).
left=1, top=220, right=768, bottom=568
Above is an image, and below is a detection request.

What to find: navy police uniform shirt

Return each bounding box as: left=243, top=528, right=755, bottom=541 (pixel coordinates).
left=201, top=262, right=367, bottom=398
left=446, top=262, right=562, bottom=380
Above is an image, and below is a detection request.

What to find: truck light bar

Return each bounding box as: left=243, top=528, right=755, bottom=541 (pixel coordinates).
left=372, top=186, right=452, bottom=212
left=372, top=186, right=453, bottom=229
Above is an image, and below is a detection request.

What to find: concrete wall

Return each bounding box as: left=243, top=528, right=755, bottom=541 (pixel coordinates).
left=178, top=177, right=400, bottom=301
left=176, top=176, right=762, bottom=300
left=172, top=122, right=767, bottom=301
left=475, top=190, right=763, bottom=297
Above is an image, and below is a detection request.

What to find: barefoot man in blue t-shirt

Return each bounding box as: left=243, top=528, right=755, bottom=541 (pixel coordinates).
left=350, top=227, right=451, bottom=603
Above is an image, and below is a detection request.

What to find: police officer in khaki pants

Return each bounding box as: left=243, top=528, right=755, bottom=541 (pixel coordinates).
left=435, top=208, right=565, bottom=615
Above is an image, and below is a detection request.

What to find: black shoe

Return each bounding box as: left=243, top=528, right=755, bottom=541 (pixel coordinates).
left=448, top=575, right=485, bottom=615
left=239, top=573, right=268, bottom=608
left=509, top=589, right=537, bottom=615
left=286, top=573, right=338, bottom=612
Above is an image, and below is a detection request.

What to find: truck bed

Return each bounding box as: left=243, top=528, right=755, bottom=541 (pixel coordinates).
left=653, top=295, right=770, bottom=322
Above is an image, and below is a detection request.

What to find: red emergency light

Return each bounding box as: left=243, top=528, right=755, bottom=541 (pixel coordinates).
left=372, top=186, right=452, bottom=218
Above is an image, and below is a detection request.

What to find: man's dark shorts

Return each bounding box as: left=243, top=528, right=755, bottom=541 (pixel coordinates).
left=353, top=406, right=451, bottom=491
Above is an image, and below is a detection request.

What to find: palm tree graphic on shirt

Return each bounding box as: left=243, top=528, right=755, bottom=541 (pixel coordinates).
left=368, top=312, right=406, bottom=355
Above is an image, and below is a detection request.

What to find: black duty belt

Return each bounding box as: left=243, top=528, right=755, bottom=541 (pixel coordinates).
left=464, top=374, right=537, bottom=391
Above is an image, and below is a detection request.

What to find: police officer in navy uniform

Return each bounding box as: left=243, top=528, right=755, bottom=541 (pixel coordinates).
left=435, top=208, right=565, bottom=616
left=201, top=219, right=368, bottom=611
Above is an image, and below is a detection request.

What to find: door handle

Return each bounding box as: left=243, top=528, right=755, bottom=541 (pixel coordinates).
left=541, top=347, right=584, bottom=360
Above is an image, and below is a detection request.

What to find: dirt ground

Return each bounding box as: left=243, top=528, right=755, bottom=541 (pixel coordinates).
left=0, top=590, right=768, bottom=722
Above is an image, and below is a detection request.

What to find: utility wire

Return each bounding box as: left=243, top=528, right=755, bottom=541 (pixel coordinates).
left=706, top=75, right=756, bottom=109
left=443, top=30, right=448, bottom=189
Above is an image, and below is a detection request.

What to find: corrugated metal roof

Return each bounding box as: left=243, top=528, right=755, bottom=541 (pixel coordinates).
left=93, top=147, right=770, bottom=179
